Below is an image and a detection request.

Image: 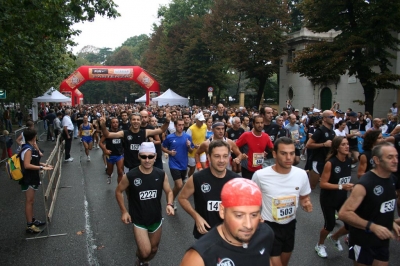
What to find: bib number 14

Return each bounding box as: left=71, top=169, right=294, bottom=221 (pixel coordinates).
left=207, top=201, right=221, bottom=211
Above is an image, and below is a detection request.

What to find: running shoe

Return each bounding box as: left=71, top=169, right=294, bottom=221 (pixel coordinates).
left=107, top=176, right=111, bottom=184
left=327, top=233, right=343, bottom=251
left=344, top=234, right=349, bottom=245
left=135, top=257, right=149, bottom=266
left=335, top=213, right=339, bottom=220
left=174, top=200, right=178, bottom=210
left=300, top=155, right=306, bottom=161
left=87, top=156, right=91, bottom=162
left=351, top=164, right=357, bottom=169
left=65, top=157, right=74, bottom=162
left=315, top=244, right=328, bottom=258
left=26, top=224, right=41, bottom=234
left=32, top=218, right=46, bottom=226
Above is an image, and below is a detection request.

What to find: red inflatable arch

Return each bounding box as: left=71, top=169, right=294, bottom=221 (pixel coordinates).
left=59, top=66, right=160, bottom=106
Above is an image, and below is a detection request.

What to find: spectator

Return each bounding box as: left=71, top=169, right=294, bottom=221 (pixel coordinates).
left=3, top=107, right=12, bottom=133
left=16, top=108, right=24, bottom=127
left=390, top=102, right=398, bottom=116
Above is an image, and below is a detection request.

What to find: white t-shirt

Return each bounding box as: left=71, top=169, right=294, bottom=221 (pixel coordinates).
left=62, top=115, right=74, bottom=130
left=334, top=129, right=346, bottom=137
left=252, top=166, right=311, bottom=224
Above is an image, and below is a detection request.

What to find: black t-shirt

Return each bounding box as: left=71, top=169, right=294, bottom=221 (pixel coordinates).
left=320, top=157, right=352, bottom=207
left=126, top=167, right=165, bottom=225
left=226, top=128, right=245, bottom=141
left=105, top=129, right=124, bottom=156
left=191, top=223, right=274, bottom=266
left=141, top=124, right=162, bottom=158
left=192, top=168, right=239, bottom=239
left=212, top=113, right=229, bottom=123
left=346, top=121, right=360, bottom=147
left=119, top=121, right=130, bottom=130
left=123, top=129, right=147, bottom=169
left=349, top=171, right=398, bottom=247
left=394, top=134, right=400, bottom=175
left=76, top=112, right=85, bottom=127
left=263, top=124, right=281, bottom=159
left=310, top=125, right=335, bottom=162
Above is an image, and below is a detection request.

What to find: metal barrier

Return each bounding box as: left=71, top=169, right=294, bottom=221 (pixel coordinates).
left=35, top=120, right=47, bottom=141
left=26, top=134, right=67, bottom=240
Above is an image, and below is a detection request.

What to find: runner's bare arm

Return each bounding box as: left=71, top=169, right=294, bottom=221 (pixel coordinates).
left=115, top=175, right=131, bottom=224
left=180, top=249, right=205, bottom=266
left=146, top=113, right=171, bottom=138
left=163, top=174, right=175, bottom=216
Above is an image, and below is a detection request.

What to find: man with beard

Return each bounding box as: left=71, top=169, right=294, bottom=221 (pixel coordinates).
left=100, top=112, right=171, bottom=173
left=236, top=115, right=274, bottom=179
left=99, top=117, right=124, bottom=184
left=179, top=140, right=240, bottom=239
left=119, top=111, right=130, bottom=130
left=180, top=178, right=275, bottom=266
left=195, top=122, right=244, bottom=171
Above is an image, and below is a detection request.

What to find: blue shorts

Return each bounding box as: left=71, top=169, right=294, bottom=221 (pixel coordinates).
left=82, top=136, right=93, bottom=143
left=106, top=155, right=124, bottom=164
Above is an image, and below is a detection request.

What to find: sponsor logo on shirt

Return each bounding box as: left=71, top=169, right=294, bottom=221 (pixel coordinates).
left=259, top=248, right=265, bottom=255
left=334, top=166, right=341, bottom=173
left=134, top=178, right=142, bottom=186
left=217, top=258, right=235, bottom=266
left=201, top=183, right=211, bottom=193
left=373, top=185, right=384, bottom=196
left=127, top=135, right=133, bottom=141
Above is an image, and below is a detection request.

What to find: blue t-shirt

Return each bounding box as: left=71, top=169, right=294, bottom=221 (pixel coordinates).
left=162, top=133, right=194, bottom=170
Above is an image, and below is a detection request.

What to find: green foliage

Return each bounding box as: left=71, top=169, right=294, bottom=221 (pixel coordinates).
left=0, top=0, right=119, bottom=105
left=295, top=0, right=400, bottom=114
left=205, top=0, right=290, bottom=107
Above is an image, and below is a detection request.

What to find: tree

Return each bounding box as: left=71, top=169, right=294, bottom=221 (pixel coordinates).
left=204, top=0, right=290, bottom=107
left=293, top=0, right=400, bottom=114
left=0, top=0, right=119, bottom=106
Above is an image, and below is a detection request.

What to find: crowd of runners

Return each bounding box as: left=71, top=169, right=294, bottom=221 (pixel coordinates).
left=19, top=101, right=400, bottom=266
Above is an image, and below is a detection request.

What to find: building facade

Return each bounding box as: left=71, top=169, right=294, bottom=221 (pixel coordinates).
left=279, top=28, right=400, bottom=117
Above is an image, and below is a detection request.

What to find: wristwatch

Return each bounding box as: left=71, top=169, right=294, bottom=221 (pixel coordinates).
left=338, top=184, right=343, bottom=190
left=40, top=165, right=43, bottom=170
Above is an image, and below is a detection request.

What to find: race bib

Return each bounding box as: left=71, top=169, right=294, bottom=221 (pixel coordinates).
left=112, top=139, right=121, bottom=144
left=139, top=190, right=157, bottom=200
left=82, top=130, right=90, bottom=136
left=291, top=130, right=299, bottom=141
left=272, top=195, right=297, bottom=222
left=380, top=199, right=395, bottom=213
left=130, top=144, right=140, bottom=150
left=252, top=153, right=264, bottom=167
left=338, top=176, right=351, bottom=185
left=207, top=201, right=221, bottom=211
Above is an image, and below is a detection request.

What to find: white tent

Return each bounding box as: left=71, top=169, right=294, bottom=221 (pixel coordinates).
left=32, top=87, right=71, bottom=121
left=152, top=89, right=188, bottom=106
left=135, top=94, right=146, bottom=103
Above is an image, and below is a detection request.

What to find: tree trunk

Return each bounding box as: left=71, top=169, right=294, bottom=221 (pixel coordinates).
left=256, top=76, right=267, bottom=110
left=361, top=81, right=375, bottom=116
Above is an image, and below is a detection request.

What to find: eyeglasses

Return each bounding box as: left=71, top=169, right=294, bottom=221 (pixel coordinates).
left=139, top=154, right=156, bottom=160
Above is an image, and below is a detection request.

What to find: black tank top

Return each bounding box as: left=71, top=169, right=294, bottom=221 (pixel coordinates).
left=320, top=157, right=352, bottom=207
left=192, top=168, right=239, bottom=239
left=126, top=167, right=165, bottom=225
left=105, top=129, right=124, bottom=156
left=191, top=223, right=274, bottom=266
left=20, top=144, right=40, bottom=186
left=310, top=125, right=335, bottom=162
left=123, top=129, right=147, bottom=169
left=349, top=171, right=397, bottom=247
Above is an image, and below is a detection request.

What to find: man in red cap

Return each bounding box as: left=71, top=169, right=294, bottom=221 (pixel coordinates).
left=180, top=178, right=275, bottom=266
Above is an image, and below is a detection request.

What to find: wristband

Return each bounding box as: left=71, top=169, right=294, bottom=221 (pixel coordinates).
left=167, top=203, right=174, bottom=208
left=196, top=162, right=202, bottom=169
left=366, top=221, right=373, bottom=233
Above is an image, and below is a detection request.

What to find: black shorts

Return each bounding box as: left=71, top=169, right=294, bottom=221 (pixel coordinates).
left=320, top=201, right=348, bottom=232
left=349, top=145, right=359, bottom=152
left=312, top=161, right=324, bottom=175
left=265, top=219, right=296, bottom=256
left=349, top=244, right=389, bottom=264
left=170, top=169, right=186, bottom=181
left=295, top=148, right=300, bottom=156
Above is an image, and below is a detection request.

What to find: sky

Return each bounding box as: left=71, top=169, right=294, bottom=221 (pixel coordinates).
left=71, top=0, right=171, bottom=54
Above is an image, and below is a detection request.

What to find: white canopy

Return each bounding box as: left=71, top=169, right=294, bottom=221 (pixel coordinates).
left=152, top=89, right=188, bottom=106
left=33, top=87, right=71, bottom=103
left=32, top=87, right=71, bottom=121
left=135, top=94, right=146, bottom=103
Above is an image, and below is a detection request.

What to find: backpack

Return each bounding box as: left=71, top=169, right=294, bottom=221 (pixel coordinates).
left=5, top=144, right=32, bottom=181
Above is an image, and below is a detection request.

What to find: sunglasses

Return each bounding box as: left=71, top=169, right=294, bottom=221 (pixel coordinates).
left=326, top=116, right=335, bottom=119
left=139, top=154, right=156, bottom=160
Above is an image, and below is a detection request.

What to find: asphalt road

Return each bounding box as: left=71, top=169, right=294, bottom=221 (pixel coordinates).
left=1, top=139, right=399, bottom=265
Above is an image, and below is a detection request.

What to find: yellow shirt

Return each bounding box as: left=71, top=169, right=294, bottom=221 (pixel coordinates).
left=187, top=123, right=207, bottom=158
